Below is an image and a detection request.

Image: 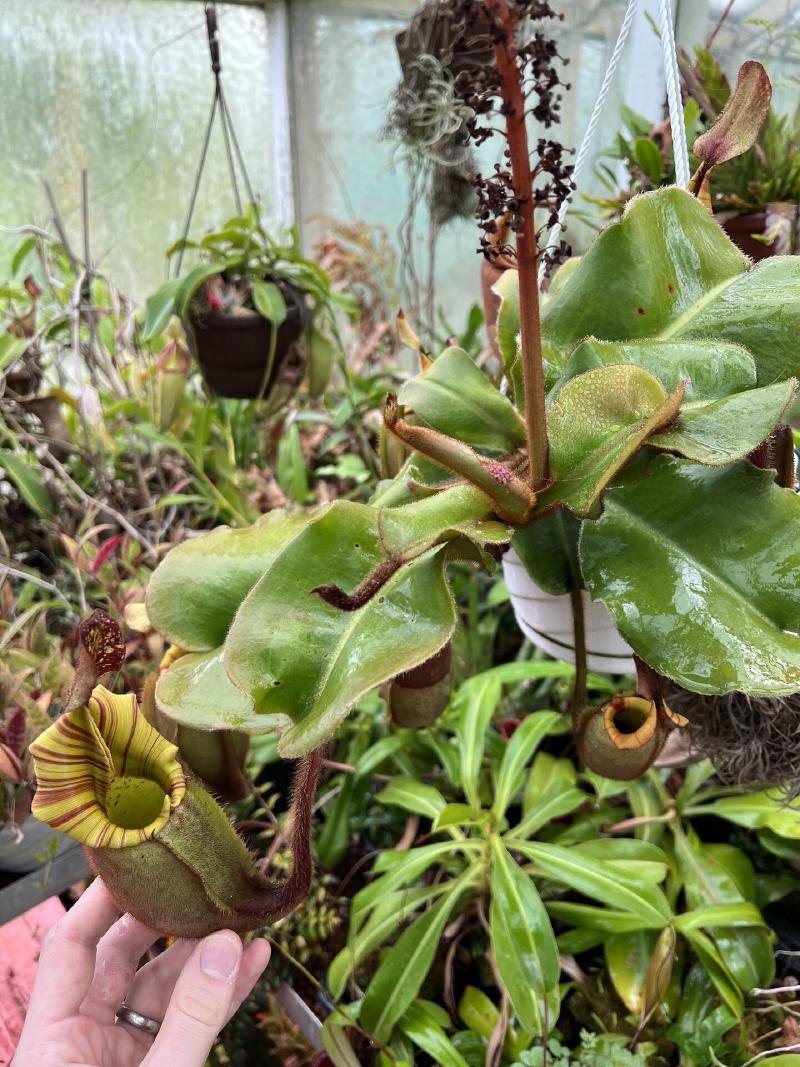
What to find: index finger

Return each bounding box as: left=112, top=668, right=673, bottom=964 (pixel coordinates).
left=26, top=878, right=122, bottom=1026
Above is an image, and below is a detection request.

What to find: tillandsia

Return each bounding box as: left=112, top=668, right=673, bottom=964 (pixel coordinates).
left=138, top=7, right=800, bottom=788
left=30, top=686, right=322, bottom=937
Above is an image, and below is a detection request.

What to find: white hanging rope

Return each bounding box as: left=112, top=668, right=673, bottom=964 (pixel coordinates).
left=658, top=0, right=691, bottom=188
left=538, top=0, right=640, bottom=288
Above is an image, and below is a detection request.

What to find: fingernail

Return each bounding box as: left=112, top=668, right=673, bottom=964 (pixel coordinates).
left=200, top=932, right=241, bottom=980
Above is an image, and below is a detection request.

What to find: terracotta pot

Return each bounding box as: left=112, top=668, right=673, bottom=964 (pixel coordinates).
left=720, top=212, right=774, bottom=261
left=502, top=547, right=635, bottom=674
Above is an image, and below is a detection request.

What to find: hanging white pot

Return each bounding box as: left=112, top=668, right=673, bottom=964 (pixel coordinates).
left=502, top=547, right=635, bottom=674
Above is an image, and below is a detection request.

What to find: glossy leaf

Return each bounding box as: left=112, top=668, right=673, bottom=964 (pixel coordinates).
left=398, top=1001, right=471, bottom=1067
left=580, top=457, right=800, bottom=695
left=0, top=449, right=53, bottom=517
left=514, top=841, right=672, bottom=926
left=681, top=928, right=744, bottom=1023
left=147, top=510, right=313, bottom=651
left=688, top=792, right=800, bottom=839
left=538, top=365, right=684, bottom=515
left=375, top=778, right=447, bottom=820
left=675, top=832, right=774, bottom=991
left=541, top=186, right=800, bottom=386
left=351, top=842, right=464, bottom=926
left=321, top=1017, right=362, bottom=1067
left=155, top=647, right=282, bottom=734
left=650, top=379, right=796, bottom=465
left=556, top=338, right=756, bottom=403
left=546, top=902, right=648, bottom=934
left=492, top=711, right=562, bottom=819
left=605, top=930, right=655, bottom=1013
left=142, top=278, right=180, bottom=340
left=493, top=269, right=521, bottom=399
left=455, top=672, right=502, bottom=810
left=224, top=501, right=468, bottom=756
left=524, top=751, right=578, bottom=810
left=398, top=346, right=525, bottom=453
left=250, top=279, right=287, bottom=326
left=510, top=782, right=587, bottom=840
left=489, top=837, right=560, bottom=1034
left=512, top=509, right=581, bottom=595
left=359, top=883, right=465, bottom=1043
left=327, top=885, right=447, bottom=999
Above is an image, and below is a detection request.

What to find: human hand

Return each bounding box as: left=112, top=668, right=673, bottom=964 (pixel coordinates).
left=12, top=878, right=270, bottom=1067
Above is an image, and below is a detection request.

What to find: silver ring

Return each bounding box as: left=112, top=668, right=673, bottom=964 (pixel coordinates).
left=116, top=1003, right=161, bottom=1036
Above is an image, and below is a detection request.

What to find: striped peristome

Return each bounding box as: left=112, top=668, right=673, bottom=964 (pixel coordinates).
left=30, top=687, right=186, bottom=849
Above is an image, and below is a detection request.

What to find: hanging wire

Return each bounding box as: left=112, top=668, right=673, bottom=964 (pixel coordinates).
left=538, top=0, right=640, bottom=288
left=658, top=0, right=691, bottom=189
left=174, top=2, right=256, bottom=274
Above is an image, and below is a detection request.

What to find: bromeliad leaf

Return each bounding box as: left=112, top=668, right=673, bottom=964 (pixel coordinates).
left=537, top=365, right=685, bottom=516
left=580, top=457, right=800, bottom=696
left=541, top=187, right=800, bottom=386
left=489, top=837, right=560, bottom=1034
left=398, top=346, right=526, bottom=454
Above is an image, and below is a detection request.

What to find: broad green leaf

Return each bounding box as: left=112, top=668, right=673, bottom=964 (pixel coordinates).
left=321, top=1017, right=362, bottom=1067
left=524, top=751, right=577, bottom=811
left=375, top=778, right=447, bottom=820
left=651, top=379, right=796, bottom=465
left=541, top=186, right=800, bottom=386
left=308, top=328, right=335, bottom=397
left=351, top=841, right=465, bottom=925
left=328, top=885, right=447, bottom=998
left=511, top=509, right=582, bottom=595
left=546, top=902, right=648, bottom=934
left=458, top=986, right=525, bottom=1061
left=493, top=269, right=521, bottom=398
left=353, top=735, right=408, bottom=779
left=142, top=279, right=180, bottom=340
left=0, top=449, right=53, bottom=518
left=575, top=839, right=670, bottom=885
left=690, top=792, right=800, bottom=839
left=681, top=928, right=744, bottom=1023
left=147, top=510, right=313, bottom=651
left=538, top=365, right=684, bottom=515
left=250, top=279, right=287, bottom=326
left=376, top=483, right=507, bottom=555
left=156, top=647, right=284, bottom=734
left=434, top=803, right=489, bottom=831
left=398, top=1002, right=471, bottom=1067
left=580, top=457, right=800, bottom=696
left=514, top=841, right=672, bottom=926
left=489, top=837, right=560, bottom=1034
left=224, top=500, right=467, bottom=755
left=398, top=346, right=525, bottom=453
left=175, top=263, right=227, bottom=318
left=605, top=930, right=656, bottom=1013
left=674, top=831, right=774, bottom=991
left=509, top=783, right=587, bottom=840
left=455, top=672, right=502, bottom=809
left=359, top=883, right=465, bottom=1043
left=492, top=711, right=562, bottom=819
left=556, top=338, right=756, bottom=403
left=673, top=902, right=766, bottom=932
left=633, top=137, right=664, bottom=182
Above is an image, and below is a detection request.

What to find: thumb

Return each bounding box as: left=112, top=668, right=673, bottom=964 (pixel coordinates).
left=142, top=930, right=243, bottom=1067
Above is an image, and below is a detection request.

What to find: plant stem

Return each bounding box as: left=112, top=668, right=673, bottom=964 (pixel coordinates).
left=493, top=0, right=549, bottom=488
left=568, top=585, right=587, bottom=721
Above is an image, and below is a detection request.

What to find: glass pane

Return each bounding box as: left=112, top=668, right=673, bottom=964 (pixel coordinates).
left=290, top=0, right=635, bottom=329
left=0, top=0, right=276, bottom=300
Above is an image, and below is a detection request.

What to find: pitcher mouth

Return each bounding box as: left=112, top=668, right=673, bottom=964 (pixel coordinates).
left=30, top=687, right=186, bottom=849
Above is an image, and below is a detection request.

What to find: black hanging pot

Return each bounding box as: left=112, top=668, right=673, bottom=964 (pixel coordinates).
left=187, top=281, right=309, bottom=400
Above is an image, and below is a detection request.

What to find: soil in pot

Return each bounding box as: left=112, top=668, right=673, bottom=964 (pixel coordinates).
left=189, top=284, right=308, bottom=400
